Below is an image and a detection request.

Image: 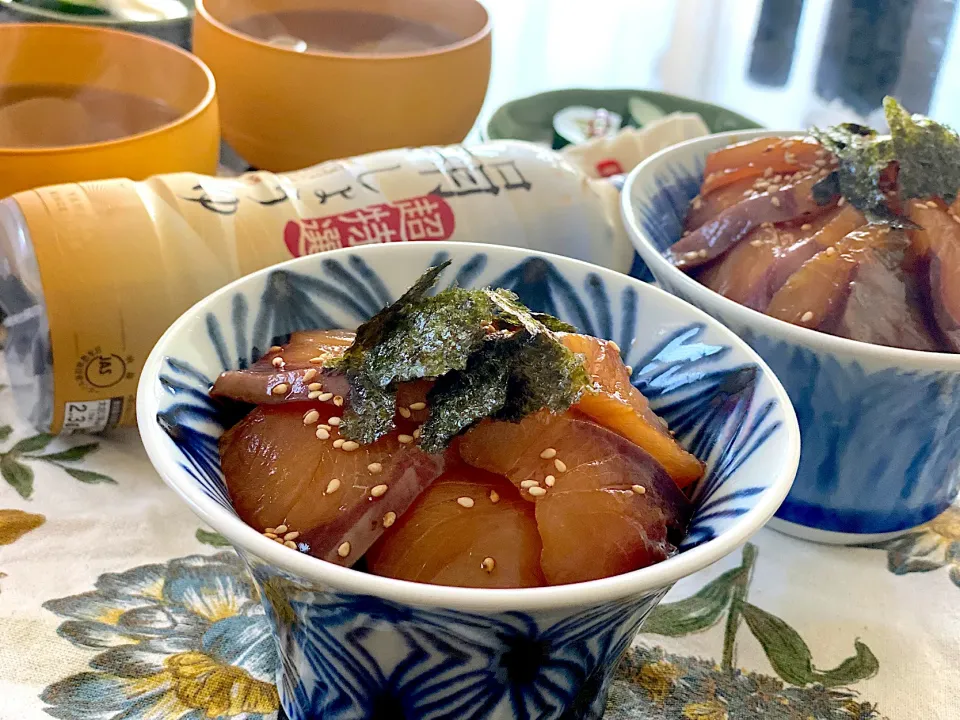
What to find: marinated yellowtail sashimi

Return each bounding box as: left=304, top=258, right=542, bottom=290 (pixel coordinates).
left=220, top=402, right=445, bottom=565
left=699, top=136, right=826, bottom=195
left=459, top=411, right=693, bottom=585
left=211, top=329, right=353, bottom=404
left=907, top=200, right=960, bottom=350
left=366, top=466, right=545, bottom=589
left=558, top=333, right=703, bottom=488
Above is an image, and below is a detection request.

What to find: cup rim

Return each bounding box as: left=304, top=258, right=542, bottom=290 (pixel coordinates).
left=0, top=23, right=216, bottom=157
left=622, top=128, right=960, bottom=371
left=137, top=241, right=801, bottom=613
left=194, top=0, right=492, bottom=62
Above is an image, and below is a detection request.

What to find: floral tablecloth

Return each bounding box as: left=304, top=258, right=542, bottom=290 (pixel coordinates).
left=0, top=355, right=956, bottom=720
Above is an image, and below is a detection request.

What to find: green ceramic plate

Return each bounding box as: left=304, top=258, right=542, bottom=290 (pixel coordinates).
left=485, top=88, right=763, bottom=144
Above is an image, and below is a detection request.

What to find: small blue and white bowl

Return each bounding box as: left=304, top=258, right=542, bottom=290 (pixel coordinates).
left=623, top=129, right=960, bottom=545
left=137, top=242, right=799, bottom=720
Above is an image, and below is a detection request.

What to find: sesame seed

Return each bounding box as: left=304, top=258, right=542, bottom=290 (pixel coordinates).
left=927, top=200, right=939, bottom=209
left=801, top=311, right=814, bottom=323
left=264, top=532, right=278, bottom=539
left=316, top=428, right=330, bottom=440
left=303, top=410, right=320, bottom=425
left=754, top=180, right=769, bottom=190
left=271, top=383, right=289, bottom=396
left=625, top=365, right=633, bottom=375
left=632, top=484, right=646, bottom=495
left=303, top=368, right=318, bottom=382
left=684, top=251, right=700, bottom=259
left=284, top=531, right=300, bottom=541
left=333, top=438, right=345, bottom=448
left=816, top=149, right=827, bottom=158
left=370, top=484, right=388, bottom=498
left=608, top=340, right=621, bottom=354
left=554, top=459, right=567, bottom=473
left=750, top=239, right=763, bottom=248
left=698, top=249, right=708, bottom=258
left=383, top=511, right=397, bottom=528
left=308, top=382, right=323, bottom=392
left=772, top=175, right=782, bottom=183
left=742, top=190, right=753, bottom=198
left=814, top=158, right=827, bottom=167
left=273, top=537, right=284, bottom=544
left=272, top=356, right=285, bottom=368
left=481, top=557, right=496, bottom=573
left=520, top=479, right=540, bottom=488
left=328, top=416, right=341, bottom=426
left=308, top=391, right=321, bottom=400
left=319, top=424, right=332, bottom=431
left=545, top=475, right=556, bottom=487
left=783, top=140, right=794, bottom=148
left=309, top=356, right=325, bottom=364
left=338, top=542, right=351, bottom=558
left=489, top=490, right=500, bottom=504
left=341, top=441, right=360, bottom=452
left=691, top=196, right=703, bottom=210
left=398, top=434, right=414, bottom=444
left=269, top=345, right=283, bottom=353
left=838, top=197, right=846, bottom=206
left=784, top=152, right=797, bottom=164
left=284, top=540, right=298, bottom=550
left=264, top=527, right=276, bottom=534
left=368, top=462, right=383, bottom=474
left=333, top=395, right=344, bottom=407
left=326, top=478, right=341, bottom=494
left=801, top=223, right=812, bottom=231
left=413, top=427, right=422, bottom=439
left=409, top=402, right=427, bottom=411
left=952, top=214, right=960, bottom=226
left=540, top=447, right=557, bottom=459
left=763, top=167, right=773, bottom=178
left=528, top=486, right=547, bottom=497
left=275, top=525, right=288, bottom=534
left=766, top=184, right=779, bottom=193
left=826, top=246, right=837, bottom=256
left=457, top=496, right=475, bottom=508
left=318, top=392, right=334, bottom=401
left=770, top=197, right=781, bottom=208
left=398, top=407, right=412, bottom=419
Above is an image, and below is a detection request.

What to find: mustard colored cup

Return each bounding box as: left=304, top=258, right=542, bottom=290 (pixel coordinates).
left=194, top=0, right=491, bottom=171
left=0, top=23, right=219, bottom=199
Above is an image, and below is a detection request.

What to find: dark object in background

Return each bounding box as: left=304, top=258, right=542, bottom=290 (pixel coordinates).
left=815, top=0, right=955, bottom=117
left=0, top=0, right=194, bottom=49
left=749, top=0, right=806, bottom=87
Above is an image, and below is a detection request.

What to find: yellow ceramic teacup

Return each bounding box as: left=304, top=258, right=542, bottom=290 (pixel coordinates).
left=194, top=0, right=491, bottom=171
left=0, top=23, right=219, bottom=199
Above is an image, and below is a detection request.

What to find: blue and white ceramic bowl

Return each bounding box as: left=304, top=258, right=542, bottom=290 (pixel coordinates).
left=622, top=129, right=960, bottom=545
left=137, top=242, right=799, bottom=720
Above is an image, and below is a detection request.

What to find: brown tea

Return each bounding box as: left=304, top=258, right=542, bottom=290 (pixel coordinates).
left=0, top=84, right=181, bottom=149
left=231, top=9, right=462, bottom=54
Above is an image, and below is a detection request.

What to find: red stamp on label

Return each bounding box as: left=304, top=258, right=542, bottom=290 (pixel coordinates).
left=595, top=159, right=625, bottom=178
left=283, top=194, right=456, bottom=257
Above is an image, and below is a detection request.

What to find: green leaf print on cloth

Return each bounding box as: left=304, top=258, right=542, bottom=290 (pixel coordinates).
left=863, top=505, right=960, bottom=589
left=608, top=543, right=885, bottom=719
left=0, top=426, right=114, bottom=499
left=41, top=552, right=280, bottom=720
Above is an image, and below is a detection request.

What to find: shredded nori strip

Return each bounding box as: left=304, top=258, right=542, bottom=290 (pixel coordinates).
left=337, top=263, right=588, bottom=449
left=810, top=97, right=960, bottom=228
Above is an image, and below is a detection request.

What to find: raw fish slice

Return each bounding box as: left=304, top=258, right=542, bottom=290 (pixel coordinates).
left=558, top=333, right=703, bottom=488
left=684, top=177, right=758, bottom=232
left=366, top=467, right=545, bottom=589
left=701, top=136, right=825, bottom=195
left=459, top=411, right=693, bottom=584
left=766, top=225, right=897, bottom=329
left=212, top=329, right=353, bottom=404
left=219, top=403, right=445, bottom=565
left=669, top=172, right=834, bottom=270
left=906, top=201, right=960, bottom=350
left=697, top=223, right=819, bottom=311
left=832, top=234, right=940, bottom=351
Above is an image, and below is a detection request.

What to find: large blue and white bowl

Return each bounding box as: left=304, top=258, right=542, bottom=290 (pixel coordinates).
left=622, top=129, right=960, bottom=545
left=137, top=242, right=799, bottom=720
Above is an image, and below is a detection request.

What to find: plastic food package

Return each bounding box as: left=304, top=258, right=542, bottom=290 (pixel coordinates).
left=0, top=114, right=709, bottom=433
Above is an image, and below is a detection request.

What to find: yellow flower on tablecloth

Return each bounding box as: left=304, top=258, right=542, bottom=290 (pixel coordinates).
left=867, top=505, right=960, bottom=588
left=40, top=552, right=280, bottom=720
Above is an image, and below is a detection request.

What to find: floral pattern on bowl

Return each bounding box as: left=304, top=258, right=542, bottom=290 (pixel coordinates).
left=137, top=242, right=799, bottom=720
